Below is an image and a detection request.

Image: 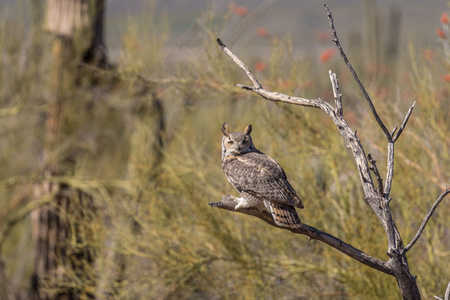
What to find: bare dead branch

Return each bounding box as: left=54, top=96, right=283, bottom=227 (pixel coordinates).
left=324, top=4, right=392, bottom=142
left=403, top=189, right=450, bottom=253
left=391, top=127, right=398, bottom=136
left=217, top=38, right=262, bottom=89
left=209, top=195, right=394, bottom=275
left=236, top=84, right=256, bottom=91
left=384, top=142, right=395, bottom=198
left=445, top=281, right=450, bottom=300
left=368, top=153, right=383, bottom=195
left=393, top=101, right=416, bottom=142
left=216, top=39, right=339, bottom=112
left=434, top=281, right=450, bottom=300
left=329, top=70, right=343, bottom=117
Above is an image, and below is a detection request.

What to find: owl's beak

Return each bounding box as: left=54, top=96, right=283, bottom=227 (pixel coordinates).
left=231, top=145, right=244, bottom=155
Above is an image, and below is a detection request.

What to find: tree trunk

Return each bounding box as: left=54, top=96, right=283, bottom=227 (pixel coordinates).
left=31, top=1, right=107, bottom=298
left=389, top=254, right=421, bottom=300
left=44, top=0, right=89, bottom=37
left=31, top=36, right=64, bottom=300
left=82, top=0, right=109, bottom=68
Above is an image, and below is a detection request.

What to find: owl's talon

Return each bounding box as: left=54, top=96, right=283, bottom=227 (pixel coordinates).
left=208, top=201, right=223, bottom=208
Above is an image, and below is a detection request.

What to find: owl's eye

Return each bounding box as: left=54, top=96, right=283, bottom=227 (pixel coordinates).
left=242, top=138, right=248, bottom=144
left=227, top=140, right=234, bottom=145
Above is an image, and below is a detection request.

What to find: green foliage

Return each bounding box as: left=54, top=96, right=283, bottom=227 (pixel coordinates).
left=0, top=2, right=448, bottom=300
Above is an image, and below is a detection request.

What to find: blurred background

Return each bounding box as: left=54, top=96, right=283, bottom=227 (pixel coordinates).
left=0, top=0, right=448, bottom=299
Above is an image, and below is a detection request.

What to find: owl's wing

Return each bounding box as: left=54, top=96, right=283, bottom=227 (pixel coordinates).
left=222, top=152, right=303, bottom=208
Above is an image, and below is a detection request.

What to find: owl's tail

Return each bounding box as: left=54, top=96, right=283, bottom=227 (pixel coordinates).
left=265, top=201, right=302, bottom=228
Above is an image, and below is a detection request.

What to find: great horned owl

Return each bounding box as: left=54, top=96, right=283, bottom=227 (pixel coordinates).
left=221, top=122, right=304, bottom=228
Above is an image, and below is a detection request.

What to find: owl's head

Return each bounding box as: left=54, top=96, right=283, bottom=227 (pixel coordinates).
left=221, top=122, right=256, bottom=157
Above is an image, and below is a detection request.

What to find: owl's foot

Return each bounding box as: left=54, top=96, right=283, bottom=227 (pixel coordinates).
left=208, top=195, right=239, bottom=209
left=234, top=197, right=247, bottom=210
left=209, top=195, right=264, bottom=213
left=212, top=195, right=247, bottom=210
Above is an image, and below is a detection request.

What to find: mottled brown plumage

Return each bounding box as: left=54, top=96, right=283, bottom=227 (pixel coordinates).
left=221, top=122, right=303, bottom=228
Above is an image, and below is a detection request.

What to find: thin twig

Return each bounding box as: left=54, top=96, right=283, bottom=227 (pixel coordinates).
left=384, top=142, right=394, bottom=198
left=391, top=127, right=398, bottom=137
left=217, top=38, right=332, bottom=110
left=236, top=84, right=256, bottom=91
left=445, top=280, right=450, bottom=300
left=329, top=70, right=343, bottom=117
left=403, top=189, right=450, bottom=253
left=217, top=38, right=262, bottom=89
left=393, top=101, right=416, bottom=142
left=324, top=4, right=392, bottom=142
left=435, top=281, right=450, bottom=300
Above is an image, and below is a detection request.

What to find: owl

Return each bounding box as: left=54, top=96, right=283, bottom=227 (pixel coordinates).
left=221, top=122, right=304, bottom=228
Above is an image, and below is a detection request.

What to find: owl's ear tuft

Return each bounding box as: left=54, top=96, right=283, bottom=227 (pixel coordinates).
left=222, top=122, right=230, bottom=137
left=244, top=124, right=252, bottom=135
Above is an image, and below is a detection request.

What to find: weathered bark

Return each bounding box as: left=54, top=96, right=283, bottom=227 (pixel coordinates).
left=44, top=0, right=108, bottom=68
left=32, top=183, right=96, bottom=300
left=31, top=35, right=71, bottom=299
left=44, top=0, right=89, bottom=36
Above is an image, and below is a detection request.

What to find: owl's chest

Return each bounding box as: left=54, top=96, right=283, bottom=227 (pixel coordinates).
left=222, top=154, right=259, bottom=175
left=222, top=153, right=277, bottom=187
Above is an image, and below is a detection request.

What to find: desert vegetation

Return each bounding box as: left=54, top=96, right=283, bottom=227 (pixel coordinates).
left=0, top=1, right=448, bottom=299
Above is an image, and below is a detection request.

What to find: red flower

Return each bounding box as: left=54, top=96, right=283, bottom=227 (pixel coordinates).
left=256, top=27, right=270, bottom=37
left=254, top=61, right=266, bottom=72
left=442, top=73, right=450, bottom=82
left=422, top=49, right=435, bottom=61
left=441, top=12, right=449, bottom=24
left=436, top=28, right=446, bottom=39
left=234, top=5, right=248, bottom=16
left=319, top=48, right=335, bottom=62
